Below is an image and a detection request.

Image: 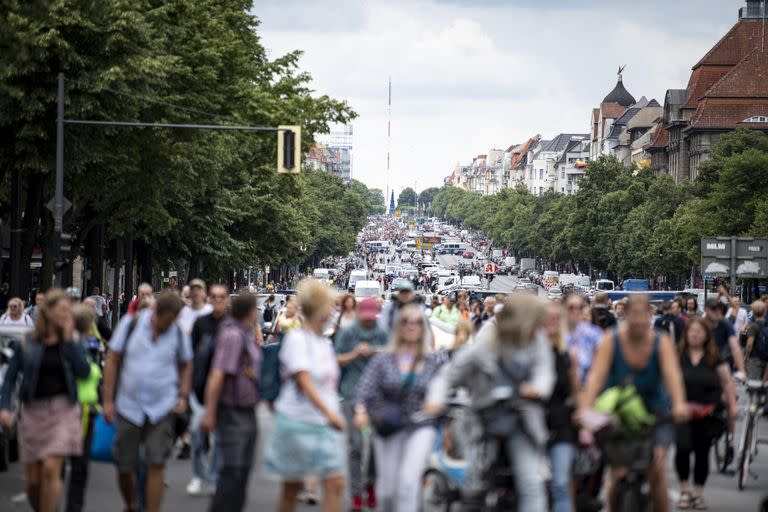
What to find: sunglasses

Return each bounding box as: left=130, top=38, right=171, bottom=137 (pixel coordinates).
left=9, top=304, right=19, bottom=309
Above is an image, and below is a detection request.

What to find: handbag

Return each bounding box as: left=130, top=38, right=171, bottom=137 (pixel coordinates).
left=91, top=413, right=117, bottom=463
left=369, top=354, right=421, bottom=438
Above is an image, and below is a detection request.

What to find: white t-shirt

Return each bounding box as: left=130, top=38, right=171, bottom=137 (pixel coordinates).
left=0, top=314, right=33, bottom=327
left=275, top=328, right=341, bottom=425
left=726, top=307, right=748, bottom=334
left=176, top=303, right=214, bottom=334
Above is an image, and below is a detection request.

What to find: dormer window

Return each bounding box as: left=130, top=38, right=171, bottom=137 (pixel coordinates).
left=744, top=115, right=768, bottom=123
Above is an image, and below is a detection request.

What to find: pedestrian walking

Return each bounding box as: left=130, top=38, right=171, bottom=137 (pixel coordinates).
left=0, top=289, right=91, bottom=512
left=335, top=297, right=388, bottom=511
left=65, top=304, right=104, bottom=512
left=102, top=291, right=192, bottom=512
left=264, top=279, right=346, bottom=512
left=674, top=317, right=738, bottom=509
left=0, top=297, right=34, bottom=326
left=543, top=302, right=579, bottom=512
left=354, top=304, right=444, bottom=512
left=200, top=292, right=262, bottom=512
left=185, top=284, right=229, bottom=497
left=744, top=300, right=768, bottom=381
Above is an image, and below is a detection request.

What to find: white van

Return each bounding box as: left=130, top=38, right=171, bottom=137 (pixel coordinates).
left=313, top=268, right=332, bottom=281
left=348, top=270, right=368, bottom=290
left=596, top=279, right=615, bottom=291
left=355, top=280, right=382, bottom=298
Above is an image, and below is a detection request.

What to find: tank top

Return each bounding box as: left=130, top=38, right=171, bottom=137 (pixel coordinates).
left=605, top=330, right=669, bottom=413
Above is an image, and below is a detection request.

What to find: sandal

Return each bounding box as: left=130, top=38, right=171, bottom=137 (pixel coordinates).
left=691, top=495, right=707, bottom=510
left=677, top=491, right=691, bottom=509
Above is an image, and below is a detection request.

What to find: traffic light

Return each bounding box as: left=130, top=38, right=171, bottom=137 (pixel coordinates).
left=277, top=125, right=301, bottom=173
left=55, top=232, right=73, bottom=271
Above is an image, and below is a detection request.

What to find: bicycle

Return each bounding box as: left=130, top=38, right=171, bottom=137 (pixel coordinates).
left=735, top=379, right=768, bottom=490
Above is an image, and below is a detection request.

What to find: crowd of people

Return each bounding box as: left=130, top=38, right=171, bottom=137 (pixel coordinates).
left=0, top=268, right=767, bottom=512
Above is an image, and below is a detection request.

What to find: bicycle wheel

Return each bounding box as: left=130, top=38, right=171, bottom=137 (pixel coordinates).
left=615, top=480, right=644, bottom=512
left=422, top=471, right=452, bottom=512
left=737, top=414, right=755, bottom=491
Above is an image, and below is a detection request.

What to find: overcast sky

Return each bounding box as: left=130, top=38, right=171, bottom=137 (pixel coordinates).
left=256, top=0, right=743, bottom=195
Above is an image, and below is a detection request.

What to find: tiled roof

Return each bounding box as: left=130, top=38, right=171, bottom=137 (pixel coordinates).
left=704, top=49, right=768, bottom=98
left=688, top=100, right=768, bottom=129
left=542, top=133, right=588, bottom=153
left=647, top=99, right=661, bottom=107
left=693, top=19, right=767, bottom=69
left=665, top=89, right=689, bottom=107
left=627, top=106, right=664, bottom=131
left=684, top=66, right=731, bottom=109
left=648, top=121, right=669, bottom=149
left=685, top=19, right=766, bottom=109
left=600, top=102, right=627, bottom=119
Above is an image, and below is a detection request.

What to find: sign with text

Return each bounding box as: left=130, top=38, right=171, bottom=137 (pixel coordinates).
left=701, top=237, right=768, bottom=278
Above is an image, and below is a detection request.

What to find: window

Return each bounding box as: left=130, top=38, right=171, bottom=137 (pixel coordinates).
left=744, top=115, right=768, bottom=123
left=539, top=170, right=544, bottom=180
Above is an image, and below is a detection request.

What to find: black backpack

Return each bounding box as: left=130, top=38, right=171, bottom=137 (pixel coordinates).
left=192, top=333, right=216, bottom=403
left=754, top=320, right=768, bottom=362
left=263, top=304, right=276, bottom=323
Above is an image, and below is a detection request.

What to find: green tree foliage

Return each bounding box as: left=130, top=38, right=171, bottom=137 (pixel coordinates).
left=430, top=130, right=768, bottom=281
left=397, top=187, right=417, bottom=208
left=0, top=0, right=364, bottom=287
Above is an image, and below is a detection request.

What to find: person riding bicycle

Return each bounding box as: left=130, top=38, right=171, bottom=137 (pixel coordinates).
left=579, top=295, right=688, bottom=512
left=426, top=294, right=554, bottom=512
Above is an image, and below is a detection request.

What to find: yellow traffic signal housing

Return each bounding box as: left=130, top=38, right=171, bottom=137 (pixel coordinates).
left=277, top=125, right=301, bottom=173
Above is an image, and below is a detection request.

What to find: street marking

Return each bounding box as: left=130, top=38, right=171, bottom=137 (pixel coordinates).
left=11, top=492, right=26, bottom=503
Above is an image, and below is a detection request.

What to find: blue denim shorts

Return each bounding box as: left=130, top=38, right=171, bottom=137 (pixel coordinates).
left=263, top=412, right=346, bottom=480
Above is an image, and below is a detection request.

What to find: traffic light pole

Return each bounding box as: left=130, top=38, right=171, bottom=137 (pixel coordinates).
left=54, top=72, right=65, bottom=285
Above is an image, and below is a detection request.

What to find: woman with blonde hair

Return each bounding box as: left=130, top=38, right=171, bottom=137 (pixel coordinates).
left=354, top=304, right=445, bottom=512
left=426, top=293, right=555, bottom=511
left=0, top=297, right=34, bottom=326
left=0, top=289, right=90, bottom=512
left=264, top=279, right=346, bottom=512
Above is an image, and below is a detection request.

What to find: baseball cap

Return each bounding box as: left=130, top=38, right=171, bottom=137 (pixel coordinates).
left=358, top=297, right=380, bottom=320
left=189, top=278, right=207, bottom=292
left=393, top=279, right=414, bottom=292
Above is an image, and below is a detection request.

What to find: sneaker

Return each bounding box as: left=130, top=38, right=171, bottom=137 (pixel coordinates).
left=297, top=490, right=319, bottom=505
left=186, top=477, right=203, bottom=496
left=203, top=482, right=217, bottom=496
left=366, top=485, right=377, bottom=509
left=351, top=495, right=364, bottom=511
left=177, top=443, right=191, bottom=460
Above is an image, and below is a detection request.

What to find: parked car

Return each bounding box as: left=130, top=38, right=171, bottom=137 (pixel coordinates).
left=462, top=251, right=474, bottom=259
left=547, top=287, right=563, bottom=300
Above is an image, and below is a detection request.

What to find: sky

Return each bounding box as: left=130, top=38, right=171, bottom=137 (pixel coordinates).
left=255, top=0, right=745, bottom=195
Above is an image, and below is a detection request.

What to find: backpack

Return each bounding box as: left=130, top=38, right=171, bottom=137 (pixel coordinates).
left=192, top=333, right=216, bottom=403
left=263, top=304, right=276, bottom=323
left=258, top=338, right=284, bottom=402
left=193, top=323, right=251, bottom=403
left=754, top=321, right=768, bottom=362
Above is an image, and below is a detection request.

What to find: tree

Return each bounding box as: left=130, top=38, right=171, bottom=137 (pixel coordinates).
left=397, top=187, right=417, bottom=208
left=418, top=187, right=440, bottom=213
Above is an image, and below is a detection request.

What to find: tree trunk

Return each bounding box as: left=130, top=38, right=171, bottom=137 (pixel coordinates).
left=20, top=172, right=44, bottom=296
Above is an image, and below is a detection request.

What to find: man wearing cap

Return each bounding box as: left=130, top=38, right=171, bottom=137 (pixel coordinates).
left=335, top=298, right=388, bottom=511
left=431, top=292, right=462, bottom=327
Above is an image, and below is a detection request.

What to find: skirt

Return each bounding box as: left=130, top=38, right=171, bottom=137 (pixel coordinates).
left=19, top=396, right=82, bottom=463
left=263, top=412, right=346, bottom=480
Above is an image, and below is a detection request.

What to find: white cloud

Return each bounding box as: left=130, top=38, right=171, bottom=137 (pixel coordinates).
left=255, top=0, right=742, bottom=194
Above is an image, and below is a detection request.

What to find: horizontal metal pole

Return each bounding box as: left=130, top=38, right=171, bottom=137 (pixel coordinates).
left=63, top=119, right=285, bottom=132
